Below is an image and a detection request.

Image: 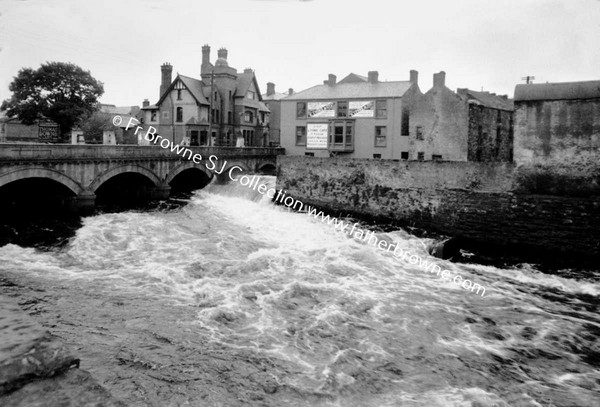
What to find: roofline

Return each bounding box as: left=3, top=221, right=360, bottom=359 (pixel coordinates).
left=156, top=74, right=209, bottom=106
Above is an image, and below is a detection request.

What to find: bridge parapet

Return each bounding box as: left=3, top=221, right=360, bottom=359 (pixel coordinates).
left=0, top=143, right=285, bottom=162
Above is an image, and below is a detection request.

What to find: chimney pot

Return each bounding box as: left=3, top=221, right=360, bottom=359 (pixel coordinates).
left=433, top=71, right=446, bottom=88
left=244, top=68, right=253, bottom=74
left=143, top=99, right=149, bottom=107
left=328, top=74, right=337, bottom=86
left=410, top=70, right=418, bottom=84
left=288, top=88, right=294, bottom=95
left=368, top=71, right=379, bottom=83
left=217, top=47, right=228, bottom=60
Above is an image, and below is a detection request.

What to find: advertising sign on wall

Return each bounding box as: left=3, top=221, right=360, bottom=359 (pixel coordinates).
left=306, top=123, right=328, bottom=149
left=348, top=101, right=374, bottom=117
left=307, top=102, right=335, bottom=118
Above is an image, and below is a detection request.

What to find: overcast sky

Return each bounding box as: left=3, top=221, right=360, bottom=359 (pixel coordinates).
left=1, top=0, right=599, bottom=107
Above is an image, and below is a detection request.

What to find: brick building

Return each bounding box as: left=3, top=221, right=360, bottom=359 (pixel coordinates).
left=140, top=45, right=270, bottom=147
left=280, top=70, right=422, bottom=159
left=513, top=80, right=600, bottom=165
left=0, top=112, right=60, bottom=143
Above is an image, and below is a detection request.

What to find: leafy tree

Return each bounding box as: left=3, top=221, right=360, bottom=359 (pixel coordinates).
left=1, top=62, right=104, bottom=138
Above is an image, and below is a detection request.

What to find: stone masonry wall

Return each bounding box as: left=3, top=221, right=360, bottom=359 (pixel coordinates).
left=276, top=156, right=600, bottom=258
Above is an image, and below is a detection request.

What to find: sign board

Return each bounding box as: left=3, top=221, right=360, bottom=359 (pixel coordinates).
left=307, top=101, right=335, bottom=118
left=306, top=123, right=328, bottom=149
left=349, top=101, right=374, bottom=117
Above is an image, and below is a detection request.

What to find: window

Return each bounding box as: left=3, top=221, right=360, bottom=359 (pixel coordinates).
left=305, top=152, right=314, bottom=157
left=376, top=100, right=387, bottom=118
left=401, top=108, right=410, bottom=136
left=296, top=102, right=306, bottom=119
left=214, top=91, right=218, bottom=101
left=228, top=111, right=232, bottom=124
left=247, top=91, right=255, bottom=100
left=162, top=111, right=169, bottom=119
left=328, top=120, right=354, bottom=149
left=401, top=151, right=409, bottom=160
left=296, top=126, right=306, bottom=146
left=416, top=126, right=423, bottom=140
left=177, top=89, right=182, bottom=100
left=200, top=131, right=208, bottom=146
left=417, top=152, right=424, bottom=161
left=229, top=91, right=232, bottom=100
left=190, top=130, right=199, bottom=146
left=337, top=101, right=348, bottom=117
left=373, top=154, right=381, bottom=159
left=150, top=111, right=157, bottom=122
left=497, top=110, right=502, bottom=124
left=345, top=124, right=353, bottom=146
left=244, top=111, right=254, bottom=123
left=432, top=154, right=442, bottom=161
left=375, top=126, right=387, bottom=147
left=176, top=107, right=183, bottom=122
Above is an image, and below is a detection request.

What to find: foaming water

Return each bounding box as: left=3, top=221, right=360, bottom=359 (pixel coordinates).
left=0, top=175, right=598, bottom=406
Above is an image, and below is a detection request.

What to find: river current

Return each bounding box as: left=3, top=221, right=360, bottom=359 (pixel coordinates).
left=0, top=176, right=598, bottom=406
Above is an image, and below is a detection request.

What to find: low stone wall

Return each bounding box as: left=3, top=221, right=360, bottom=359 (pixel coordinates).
left=276, top=157, right=600, bottom=259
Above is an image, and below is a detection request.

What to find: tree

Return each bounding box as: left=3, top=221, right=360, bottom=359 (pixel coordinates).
left=1, top=62, right=104, bottom=138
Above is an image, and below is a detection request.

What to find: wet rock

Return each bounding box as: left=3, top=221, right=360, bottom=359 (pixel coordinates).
left=427, top=237, right=462, bottom=260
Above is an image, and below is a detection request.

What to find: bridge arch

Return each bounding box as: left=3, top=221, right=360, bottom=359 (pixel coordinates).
left=257, top=161, right=277, bottom=175
left=0, top=167, right=84, bottom=195
left=89, top=164, right=162, bottom=192
left=165, top=162, right=213, bottom=186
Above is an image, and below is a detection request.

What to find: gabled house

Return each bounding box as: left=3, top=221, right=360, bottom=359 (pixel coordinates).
left=140, top=45, right=270, bottom=147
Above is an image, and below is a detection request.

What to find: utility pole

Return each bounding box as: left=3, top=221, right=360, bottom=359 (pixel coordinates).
left=521, top=75, right=535, bottom=84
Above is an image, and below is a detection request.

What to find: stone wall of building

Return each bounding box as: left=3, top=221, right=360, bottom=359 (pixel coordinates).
left=514, top=98, right=600, bottom=166
left=467, top=105, right=513, bottom=162
left=276, top=156, right=600, bottom=258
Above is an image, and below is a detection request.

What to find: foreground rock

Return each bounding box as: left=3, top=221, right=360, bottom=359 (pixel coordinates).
left=0, top=293, right=124, bottom=406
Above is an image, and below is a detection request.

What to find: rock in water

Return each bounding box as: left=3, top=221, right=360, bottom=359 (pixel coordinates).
left=427, top=237, right=462, bottom=260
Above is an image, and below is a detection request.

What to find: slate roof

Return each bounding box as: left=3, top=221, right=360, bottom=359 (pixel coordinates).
left=235, top=72, right=255, bottom=97
left=338, top=73, right=368, bottom=84
left=514, top=80, right=600, bottom=101
left=262, top=92, right=288, bottom=101
left=178, top=75, right=210, bottom=105
left=284, top=81, right=414, bottom=101
left=461, top=89, right=514, bottom=111
left=99, top=104, right=140, bottom=115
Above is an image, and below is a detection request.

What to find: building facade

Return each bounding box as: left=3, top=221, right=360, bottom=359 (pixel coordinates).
left=280, top=70, right=514, bottom=161
left=513, top=80, right=600, bottom=165
left=280, top=70, right=422, bottom=159
left=262, top=83, right=294, bottom=147
left=140, top=46, right=270, bottom=147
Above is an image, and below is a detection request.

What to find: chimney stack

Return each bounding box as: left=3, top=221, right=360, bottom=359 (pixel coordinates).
left=433, top=71, right=446, bottom=88
left=217, top=47, right=228, bottom=60
left=288, top=88, right=294, bottom=95
left=328, top=74, right=337, bottom=86
left=244, top=68, right=253, bottom=74
left=142, top=99, right=149, bottom=107
left=160, top=62, right=172, bottom=99
left=202, top=44, right=211, bottom=66
left=410, top=70, right=418, bottom=84
left=368, top=71, right=379, bottom=84
left=267, top=82, right=275, bottom=96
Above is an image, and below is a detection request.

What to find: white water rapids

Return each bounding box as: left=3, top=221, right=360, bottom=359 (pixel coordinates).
left=0, top=176, right=598, bottom=406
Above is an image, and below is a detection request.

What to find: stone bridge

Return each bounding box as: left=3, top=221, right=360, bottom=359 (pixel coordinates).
left=0, top=144, right=283, bottom=210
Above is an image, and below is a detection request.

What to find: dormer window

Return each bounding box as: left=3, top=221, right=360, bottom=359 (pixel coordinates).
left=246, top=91, right=255, bottom=100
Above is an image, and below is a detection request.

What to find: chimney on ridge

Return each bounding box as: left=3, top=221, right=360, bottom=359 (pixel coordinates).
left=410, top=70, right=418, bottom=84
left=288, top=88, right=294, bottom=95
left=368, top=71, right=379, bottom=84
left=328, top=74, right=337, bottom=86
left=160, top=62, right=172, bottom=98
left=202, top=44, right=211, bottom=66
left=142, top=99, right=149, bottom=107
left=267, top=82, right=275, bottom=96
left=433, top=71, right=446, bottom=88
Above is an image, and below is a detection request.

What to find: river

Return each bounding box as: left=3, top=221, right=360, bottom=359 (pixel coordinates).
left=0, top=176, right=598, bottom=407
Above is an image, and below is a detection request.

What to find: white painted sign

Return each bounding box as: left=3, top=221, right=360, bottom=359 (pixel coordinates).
left=349, top=101, right=374, bottom=117
left=306, top=123, right=328, bottom=149
left=308, top=102, right=335, bottom=118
